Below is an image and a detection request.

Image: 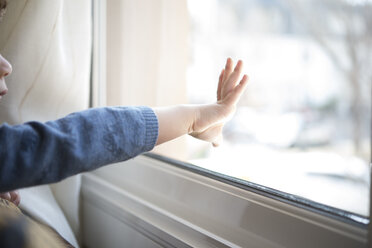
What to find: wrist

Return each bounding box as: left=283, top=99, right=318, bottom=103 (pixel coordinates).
left=154, top=104, right=201, bottom=145
left=188, top=104, right=200, bottom=134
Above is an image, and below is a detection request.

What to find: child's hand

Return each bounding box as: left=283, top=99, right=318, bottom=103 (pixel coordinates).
left=154, top=58, right=248, bottom=146
left=190, top=58, right=248, bottom=146
left=0, top=190, right=21, bottom=206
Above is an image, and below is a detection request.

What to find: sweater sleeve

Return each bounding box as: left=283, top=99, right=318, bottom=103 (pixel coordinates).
left=0, top=106, right=159, bottom=192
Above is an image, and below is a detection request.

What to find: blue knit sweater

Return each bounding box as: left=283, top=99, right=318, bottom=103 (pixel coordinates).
left=0, top=106, right=159, bottom=192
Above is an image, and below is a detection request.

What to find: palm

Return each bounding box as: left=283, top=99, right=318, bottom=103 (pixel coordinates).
left=190, top=58, right=248, bottom=146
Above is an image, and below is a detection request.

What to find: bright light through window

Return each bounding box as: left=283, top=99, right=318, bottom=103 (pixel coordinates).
left=186, top=0, right=371, bottom=216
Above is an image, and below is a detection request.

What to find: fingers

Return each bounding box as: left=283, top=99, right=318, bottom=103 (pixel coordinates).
left=222, top=58, right=233, bottom=85
left=222, top=60, right=243, bottom=98
left=0, top=192, right=11, bottom=201
left=0, top=191, right=21, bottom=206
left=217, top=69, right=224, bottom=101
left=9, top=191, right=20, bottom=206
left=225, top=74, right=249, bottom=106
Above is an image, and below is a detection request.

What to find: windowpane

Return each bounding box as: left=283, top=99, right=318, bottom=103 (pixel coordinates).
left=185, top=0, right=371, bottom=216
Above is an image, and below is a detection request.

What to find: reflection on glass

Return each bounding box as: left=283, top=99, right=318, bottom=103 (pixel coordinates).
left=186, top=0, right=371, bottom=216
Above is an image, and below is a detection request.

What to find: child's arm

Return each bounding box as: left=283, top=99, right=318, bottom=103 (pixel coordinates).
left=0, top=106, right=159, bottom=192
left=0, top=59, right=247, bottom=192
left=154, top=58, right=248, bottom=146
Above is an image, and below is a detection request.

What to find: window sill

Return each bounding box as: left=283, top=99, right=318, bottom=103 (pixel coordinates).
left=81, top=155, right=367, bottom=247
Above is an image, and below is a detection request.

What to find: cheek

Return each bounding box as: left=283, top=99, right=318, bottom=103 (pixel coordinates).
left=0, top=80, right=8, bottom=97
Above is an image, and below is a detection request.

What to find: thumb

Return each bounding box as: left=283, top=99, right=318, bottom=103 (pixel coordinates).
left=212, top=134, right=223, bottom=147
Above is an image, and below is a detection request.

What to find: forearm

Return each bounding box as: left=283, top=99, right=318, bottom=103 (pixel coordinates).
left=153, top=105, right=198, bottom=145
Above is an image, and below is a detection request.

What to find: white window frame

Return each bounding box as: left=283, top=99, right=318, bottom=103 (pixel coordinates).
left=91, top=0, right=106, bottom=108
left=81, top=154, right=368, bottom=247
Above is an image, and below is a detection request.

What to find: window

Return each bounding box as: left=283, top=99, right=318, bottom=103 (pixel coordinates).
left=103, top=0, right=370, bottom=218
left=180, top=0, right=371, bottom=217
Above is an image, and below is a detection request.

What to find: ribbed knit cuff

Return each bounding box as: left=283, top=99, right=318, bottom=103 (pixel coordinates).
left=139, top=106, right=159, bottom=151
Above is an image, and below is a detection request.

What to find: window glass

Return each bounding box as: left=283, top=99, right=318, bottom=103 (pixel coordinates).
left=185, top=0, right=371, bottom=216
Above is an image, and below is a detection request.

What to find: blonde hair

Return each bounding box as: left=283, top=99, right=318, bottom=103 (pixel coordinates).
left=0, top=0, right=7, bottom=21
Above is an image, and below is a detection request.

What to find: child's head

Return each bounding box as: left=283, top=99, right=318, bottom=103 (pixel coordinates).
left=0, top=55, right=12, bottom=99
left=0, top=0, right=12, bottom=99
